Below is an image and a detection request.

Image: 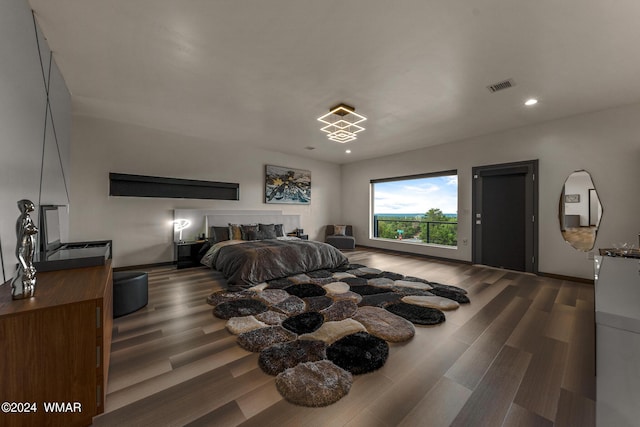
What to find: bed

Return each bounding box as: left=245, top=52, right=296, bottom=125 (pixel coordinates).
left=201, top=238, right=348, bottom=289
left=192, top=212, right=349, bottom=289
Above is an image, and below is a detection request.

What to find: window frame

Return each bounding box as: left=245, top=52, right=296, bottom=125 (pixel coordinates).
left=370, top=169, right=458, bottom=248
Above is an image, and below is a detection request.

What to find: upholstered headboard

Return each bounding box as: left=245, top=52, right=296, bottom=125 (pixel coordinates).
left=205, top=213, right=300, bottom=238
left=172, top=209, right=300, bottom=241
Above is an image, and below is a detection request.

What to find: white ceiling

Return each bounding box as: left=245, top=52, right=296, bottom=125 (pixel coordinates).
left=28, top=0, right=640, bottom=164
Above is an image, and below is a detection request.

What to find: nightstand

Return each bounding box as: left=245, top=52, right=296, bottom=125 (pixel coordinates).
left=287, top=233, right=309, bottom=240
left=174, top=241, right=206, bottom=269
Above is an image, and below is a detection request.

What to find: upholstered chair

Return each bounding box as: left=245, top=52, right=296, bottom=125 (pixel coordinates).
left=325, top=225, right=356, bottom=250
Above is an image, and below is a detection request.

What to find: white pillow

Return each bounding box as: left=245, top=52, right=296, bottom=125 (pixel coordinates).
left=334, top=225, right=347, bottom=236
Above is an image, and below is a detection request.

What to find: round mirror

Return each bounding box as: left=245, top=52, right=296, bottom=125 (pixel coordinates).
left=559, top=170, right=603, bottom=251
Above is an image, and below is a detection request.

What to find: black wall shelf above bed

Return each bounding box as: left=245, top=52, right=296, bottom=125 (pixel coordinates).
left=109, top=173, right=239, bottom=200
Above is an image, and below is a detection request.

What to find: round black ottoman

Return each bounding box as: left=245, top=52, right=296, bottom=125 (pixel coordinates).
left=113, top=271, right=148, bottom=318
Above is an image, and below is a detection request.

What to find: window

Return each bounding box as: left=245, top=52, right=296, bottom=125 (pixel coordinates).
left=371, top=171, right=458, bottom=246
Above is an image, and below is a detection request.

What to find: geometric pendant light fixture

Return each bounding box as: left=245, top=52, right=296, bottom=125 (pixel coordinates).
left=317, top=103, right=367, bottom=143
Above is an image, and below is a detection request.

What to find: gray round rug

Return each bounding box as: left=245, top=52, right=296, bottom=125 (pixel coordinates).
left=275, top=360, right=352, bottom=407
left=258, top=339, right=327, bottom=375
left=213, top=299, right=268, bottom=319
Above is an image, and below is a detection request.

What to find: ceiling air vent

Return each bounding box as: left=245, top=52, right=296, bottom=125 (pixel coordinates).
left=305, top=146, right=316, bottom=150
left=487, top=78, right=515, bottom=93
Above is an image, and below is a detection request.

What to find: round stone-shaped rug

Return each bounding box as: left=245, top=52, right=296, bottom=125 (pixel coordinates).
left=380, top=271, right=404, bottom=281
left=358, top=292, right=403, bottom=308
left=320, top=299, right=358, bottom=321
left=428, top=281, right=468, bottom=294
left=255, top=310, right=288, bottom=325
left=307, top=269, right=333, bottom=279
left=352, top=306, right=415, bottom=342
left=401, top=295, right=460, bottom=310
left=349, top=285, right=393, bottom=296
left=299, top=318, right=367, bottom=344
left=331, top=291, right=363, bottom=304
left=304, top=295, right=334, bottom=312
left=254, top=289, right=290, bottom=305
left=213, top=299, right=268, bottom=319
left=323, top=282, right=350, bottom=295
left=342, top=277, right=368, bottom=286
left=275, top=360, right=352, bottom=407
left=207, top=290, right=257, bottom=306
left=327, top=332, right=389, bottom=375
left=226, top=316, right=268, bottom=335
left=258, top=339, right=327, bottom=375
left=266, top=278, right=295, bottom=289
left=282, top=312, right=324, bottom=334
left=273, top=295, right=306, bottom=316
left=429, top=288, right=470, bottom=304
left=285, top=283, right=327, bottom=298
left=384, top=302, right=446, bottom=325
left=237, top=326, right=297, bottom=352
left=207, top=264, right=471, bottom=408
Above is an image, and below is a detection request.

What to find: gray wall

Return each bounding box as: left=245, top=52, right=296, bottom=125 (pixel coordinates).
left=342, top=102, right=640, bottom=280
left=0, top=0, right=71, bottom=283
left=69, top=115, right=341, bottom=268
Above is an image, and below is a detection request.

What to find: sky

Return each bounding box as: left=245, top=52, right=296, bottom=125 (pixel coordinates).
left=373, top=175, right=458, bottom=215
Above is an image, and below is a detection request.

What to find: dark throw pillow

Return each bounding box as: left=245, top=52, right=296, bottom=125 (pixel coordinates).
left=259, top=223, right=278, bottom=239
left=240, top=224, right=260, bottom=241
left=211, top=226, right=230, bottom=242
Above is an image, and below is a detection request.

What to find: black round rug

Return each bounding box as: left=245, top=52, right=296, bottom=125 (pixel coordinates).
left=213, top=299, right=268, bottom=319
left=342, top=277, right=368, bottom=286
left=380, top=271, right=404, bottom=280
left=285, top=283, right=327, bottom=298
left=327, top=332, right=389, bottom=375
left=349, top=285, right=393, bottom=296
left=358, top=292, right=403, bottom=308
left=429, top=288, right=470, bottom=304
left=258, top=339, right=327, bottom=375
left=282, top=312, right=324, bottom=334
left=384, top=302, right=446, bottom=325
left=428, top=281, right=468, bottom=294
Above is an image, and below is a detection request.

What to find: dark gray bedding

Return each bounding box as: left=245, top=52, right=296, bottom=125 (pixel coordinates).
left=201, top=238, right=349, bottom=289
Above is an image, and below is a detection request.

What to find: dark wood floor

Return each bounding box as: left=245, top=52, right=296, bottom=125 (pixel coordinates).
left=93, top=248, right=595, bottom=427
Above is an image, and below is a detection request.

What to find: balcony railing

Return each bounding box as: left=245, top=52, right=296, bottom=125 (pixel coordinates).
left=373, top=216, right=458, bottom=246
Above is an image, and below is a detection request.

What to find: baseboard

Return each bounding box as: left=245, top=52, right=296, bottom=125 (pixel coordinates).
left=538, top=271, right=594, bottom=285
left=355, top=244, right=473, bottom=265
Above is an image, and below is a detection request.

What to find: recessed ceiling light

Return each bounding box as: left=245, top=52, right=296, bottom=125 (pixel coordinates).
left=345, top=149, right=351, bottom=154
left=525, top=98, right=538, bottom=106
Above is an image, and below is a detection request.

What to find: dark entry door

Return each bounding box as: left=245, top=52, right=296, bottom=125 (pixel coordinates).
left=473, top=160, right=538, bottom=273
left=481, top=173, right=526, bottom=270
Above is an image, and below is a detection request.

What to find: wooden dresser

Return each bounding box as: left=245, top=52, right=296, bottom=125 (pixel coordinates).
left=0, top=261, right=113, bottom=427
